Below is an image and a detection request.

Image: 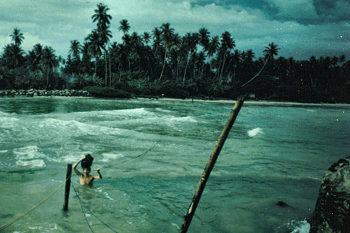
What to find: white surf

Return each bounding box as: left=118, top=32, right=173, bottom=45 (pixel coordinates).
left=248, top=127, right=264, bottom=137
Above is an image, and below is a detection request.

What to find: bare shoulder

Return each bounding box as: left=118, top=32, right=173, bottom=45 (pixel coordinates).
left=92, top=175, right=101, bottom=180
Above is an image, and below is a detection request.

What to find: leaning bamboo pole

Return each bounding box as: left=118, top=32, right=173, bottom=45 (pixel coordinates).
left=180, top=95, right=246, bottom=233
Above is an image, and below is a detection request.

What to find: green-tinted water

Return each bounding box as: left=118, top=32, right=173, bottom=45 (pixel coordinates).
left=0, top=97, right=349, bottom=232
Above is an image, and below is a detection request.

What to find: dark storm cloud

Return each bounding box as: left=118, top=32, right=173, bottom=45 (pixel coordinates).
left=313, top=0, right=350, bottom=23
left=1, top=0, right=349, bottom=60
left=193, top=0, right=350, bottom=25
left=266, top=0, right=350, bottom=25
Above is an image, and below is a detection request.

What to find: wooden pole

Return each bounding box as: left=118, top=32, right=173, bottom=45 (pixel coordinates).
left=180, top=95, right=246, bottom=233
left=63, top=164, right=72, bottom=211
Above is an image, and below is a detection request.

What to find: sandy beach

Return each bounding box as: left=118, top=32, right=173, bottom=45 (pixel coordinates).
left=140, top=97, right=350, bottom=108
left=1, top=91, right=349, bottom=108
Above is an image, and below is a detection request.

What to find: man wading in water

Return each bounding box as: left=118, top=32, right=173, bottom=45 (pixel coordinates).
left=73, top=154, right=102, bottom=186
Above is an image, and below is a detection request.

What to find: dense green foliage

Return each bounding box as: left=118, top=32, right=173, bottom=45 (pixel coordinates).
left=1, top=4, right=349, bottom=102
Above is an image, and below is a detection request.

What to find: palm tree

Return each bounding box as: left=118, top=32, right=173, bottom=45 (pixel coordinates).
left=85, top=30, right=103, bottom=77
left=118, top=19, right=133, bottom=76
left=26, top=50, right=40, bottom=72
left=119, top=19, right=130, bottom=34
left=331, top=56, right=339, bottom=67
left=142, top=32, right=151, bottom=46
left=159, top=23, right=175, bottom=80
left=339, top=54, right=346, bottom=64
left=206, top=36, right=219, bottom=78
left=27, top=43, right=44, bottom=73
left=100, top=26, right=112, bottom=86
left=40, top=46, right=58, bottom=89
left=169, top=33, right=182, bottom=81
left=121, top=33, right=132, bottom=72
left=198, top=27, right=210, bottom=52
left=182, top=32, right=199, bottom=86
left=92, top=3, right=112, bottom=31
left=69, top=40, right=81, bottom=60
left=10, top=28, right=25, bottom=47
left=263, top=42, right=280, bottom=59
left=263, top=42, right=280, bottom=75
left=152, top=27, right=162, bottom=62
left=207, top=36, right=219, bottom=62
left=3, top=44, right=25, bottom=69
left=92, top=3, right=112, bottom=86
left=33, top=44, right=43, bottom=59
left=218, top=31, right=235, bottom=79
left=130, top=32, right=144, bottom=71
left=245, top=49, right=255, bottom=62
left=82, top=42, right=92, bottom=63
left=308, top=56, right=318, bottom=88
left=196, top=51, right=206, bottom=78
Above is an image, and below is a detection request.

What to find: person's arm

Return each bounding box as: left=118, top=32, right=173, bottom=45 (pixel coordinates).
left=93, top=168, right=102, bottom=179
left=73, top=157, right=85, bottom=176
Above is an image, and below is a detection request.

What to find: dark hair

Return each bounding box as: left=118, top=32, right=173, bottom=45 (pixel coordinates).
left=81, top=154, right=94, bottom=170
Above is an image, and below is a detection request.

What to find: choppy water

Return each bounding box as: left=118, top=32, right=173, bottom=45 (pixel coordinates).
left=0, top=97, right=349, bottom=233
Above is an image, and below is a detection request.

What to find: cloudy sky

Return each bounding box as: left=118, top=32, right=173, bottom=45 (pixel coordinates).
left=1, top=0, right=349, bottom=61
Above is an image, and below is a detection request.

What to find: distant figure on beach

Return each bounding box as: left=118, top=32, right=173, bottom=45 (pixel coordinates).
left=73, top=154, right=102, bottom=186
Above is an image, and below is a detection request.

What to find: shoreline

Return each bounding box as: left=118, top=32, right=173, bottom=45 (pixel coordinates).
left=1, top=89, right=349, bottom=107
left=139, top=97, right=350, bottom=108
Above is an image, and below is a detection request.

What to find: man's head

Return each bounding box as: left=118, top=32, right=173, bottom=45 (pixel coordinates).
left=81, top=154, right=94, bottom=170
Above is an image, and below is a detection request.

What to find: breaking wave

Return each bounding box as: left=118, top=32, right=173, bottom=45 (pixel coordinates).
left=13, top=146, right=46, bottom=168
left=248, top=127, right=264, bottom=137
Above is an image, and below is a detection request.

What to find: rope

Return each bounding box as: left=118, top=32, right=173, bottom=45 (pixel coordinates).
left=103, top=138, right=159, bottom=169
left=77, top=191, right=95, bottom=233
left=71, top=182, right=118, bottom=233
left=0, top=177, right=69, bottom=232
left=123, top=141, right=157, bottom=163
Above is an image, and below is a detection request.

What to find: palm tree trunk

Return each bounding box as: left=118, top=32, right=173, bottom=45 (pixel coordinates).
left=193, top=55, right=196, bottom=79
left=46, top=68, right=50, bottom=89
left=183, top=54, right=190, bottom=87
left=105, top=50, right=108, bottom=86
left=220, top=53, right=227, bottom=81
left=109, top=50, right=112, bottom=86
left=159, top=50, right=167, bottom=81
left=119, top=63, right=122, bottom=82
left=94, top=58, right=97, bottom=78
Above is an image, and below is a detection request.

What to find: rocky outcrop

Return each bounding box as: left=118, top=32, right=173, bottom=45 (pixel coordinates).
left=310, top=157, right=350, bottom=233
left=0, top=89, right=91, bottom=97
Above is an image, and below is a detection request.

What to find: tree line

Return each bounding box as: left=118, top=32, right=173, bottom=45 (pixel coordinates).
left=1, top=3, right=349, bottom=102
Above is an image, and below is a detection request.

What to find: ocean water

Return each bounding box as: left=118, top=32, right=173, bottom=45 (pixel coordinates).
left=0, top=97, right=349, bottom=233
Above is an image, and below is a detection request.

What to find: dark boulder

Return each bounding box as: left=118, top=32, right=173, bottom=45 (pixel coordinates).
left=276, top=201, right=288, bottom=207
left=310, top=157, right=350, bottom=233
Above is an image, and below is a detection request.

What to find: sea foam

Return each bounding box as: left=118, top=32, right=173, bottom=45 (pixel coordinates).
left=14, top=146, right=46, bottom=168
left=170, top=116, right=198, bottom=122
left=0, top=115, right=19, bottom=128
left=14, top=146, right=45, bottom=160
left=40, top=118, right=123, bottom=136
left=291, top=220, right=310, bottom=233
left=101, top=153, right=125, bottom=162
left=16, top=159, right=46, bottom=168
left=248, top=127, right=264, bottom=137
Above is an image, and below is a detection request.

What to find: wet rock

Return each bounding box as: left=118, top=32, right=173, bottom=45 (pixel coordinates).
left=276, top=201, right=288, bottom=207
left=0, top=89, right=92, bottom=98
left=310, top=157, right=350, bottom=233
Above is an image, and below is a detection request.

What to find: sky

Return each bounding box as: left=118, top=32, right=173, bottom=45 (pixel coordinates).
left=1, top=0, right=349, bottom=61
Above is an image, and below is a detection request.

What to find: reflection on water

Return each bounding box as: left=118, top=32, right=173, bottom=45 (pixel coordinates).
left=0, top=97, right=349, bottom=232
